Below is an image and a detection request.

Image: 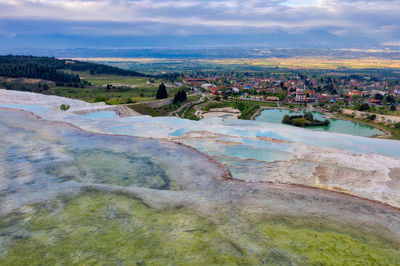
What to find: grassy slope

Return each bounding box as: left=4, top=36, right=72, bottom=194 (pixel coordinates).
left=128, top=104, right=163, bottom=116
left=129, top=94, right=201, bottom=117
left=32, top=71, right=175, bottom=104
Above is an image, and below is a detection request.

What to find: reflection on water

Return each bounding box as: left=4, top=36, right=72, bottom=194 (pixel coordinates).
left=46, top=150, right=171, bottom=189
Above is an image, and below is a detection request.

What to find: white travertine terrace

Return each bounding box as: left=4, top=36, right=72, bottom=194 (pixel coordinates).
left=1, top=90, right=400, bottom=209
left=0, top=89, right=140, bottom=115
left=1, top=107, right=400, bottom=246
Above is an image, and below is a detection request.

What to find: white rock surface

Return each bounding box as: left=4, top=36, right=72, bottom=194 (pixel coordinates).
left=0, top=89, right=140, bottom=115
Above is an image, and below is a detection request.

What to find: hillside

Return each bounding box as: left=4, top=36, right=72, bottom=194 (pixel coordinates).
left=0, top=55, right=183, bottom=105
left=0, top=55, right=148, bottom=84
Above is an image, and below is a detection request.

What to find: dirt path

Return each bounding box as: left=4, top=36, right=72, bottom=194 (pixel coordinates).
left=170, top=95, right=205, bottom=117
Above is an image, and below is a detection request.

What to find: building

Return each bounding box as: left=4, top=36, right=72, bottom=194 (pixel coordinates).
left=349, top=90, right=364, bottom=97
left=265, top=96, right=280, bottom=102
left=295, top=91, right=306, bottom=103
left=232, top=87, right=240, bottom=93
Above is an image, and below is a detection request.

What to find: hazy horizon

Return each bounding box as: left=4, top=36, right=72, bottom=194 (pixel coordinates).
left=1, top=0, right=399, bottom=51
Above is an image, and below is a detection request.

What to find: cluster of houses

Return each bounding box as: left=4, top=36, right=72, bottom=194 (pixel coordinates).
left=182, top=74, right=400, bottom=106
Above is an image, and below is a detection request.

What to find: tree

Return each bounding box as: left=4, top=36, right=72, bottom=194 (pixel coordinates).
left=374, top=93, right=384, bottom=100
left=387, top=95, right=396, bottom=104
left=358, top=103, right=370, bottom=111
left=156, top=83, right=168, bottom=99
left=173, top=89, right=187, bottom=104
left=282, top=115, right=290, bottom=124
left=278, top=91, right=288, bottom=101
left=366, top=114, right=376, bottom=121
left=303, top=112, right=313, bottom=121
left=390, top=105, right=396, bottom=111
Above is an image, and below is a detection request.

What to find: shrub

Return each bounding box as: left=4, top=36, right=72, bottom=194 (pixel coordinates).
left=292, top=118, right=308, bottom=127
left=94, top=96, right=108, bottom=103
left=304, top=112, right=313, bottom=121
left=60, top=104, right=70, bottom=111
left=358, top=103, right=370, bottom=111
left=282, top=115, right=291, bottom=124
left=366, top=114, right=376, bottom=121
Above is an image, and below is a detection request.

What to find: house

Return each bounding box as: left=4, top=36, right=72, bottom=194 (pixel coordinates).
left=368, top=98, right=382, bottom=105
left=232, top=87, right=240, bottom=93
left=265, top=96, right=280, bottom=102
left=244, top=84, right=252, bottom=90
left=349, top=90, right=363, bottom=97
left=209, top=86, right=219, bottom=95
left=201, top=83, right=213, bottom=90
left=295, top=91, right=306, bottom=102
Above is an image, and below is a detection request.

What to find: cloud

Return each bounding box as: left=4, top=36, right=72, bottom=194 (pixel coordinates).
left=0, top=0, right=399, bottom=42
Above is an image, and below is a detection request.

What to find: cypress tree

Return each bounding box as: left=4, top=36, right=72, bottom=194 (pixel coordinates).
left=156, top=83, right=168, bottom=99
left=173, top=89, right=187, bottom=103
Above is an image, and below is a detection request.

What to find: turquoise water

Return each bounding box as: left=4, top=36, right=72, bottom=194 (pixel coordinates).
left=2, top=104, right=400, bottom=158
left=256, top=109, right=383, bottom=137
left=79, top=110, right=117, bottom=119
left=169, top=128, right=186, bottom=136
left=0, top=104, right=50, bottom=113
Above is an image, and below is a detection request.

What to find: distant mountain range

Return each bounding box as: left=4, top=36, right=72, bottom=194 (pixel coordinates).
left=2, top=47, right=400, bottom=61
left=0, top=30, right=379, bottom=51
left=1, top=29, right=398, bottom=60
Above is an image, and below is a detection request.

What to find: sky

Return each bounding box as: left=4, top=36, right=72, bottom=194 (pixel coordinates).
left=0, top=0, right=399, bottom=48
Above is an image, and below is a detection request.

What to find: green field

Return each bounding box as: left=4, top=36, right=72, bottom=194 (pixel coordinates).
left=43, top=72, right=176, bottom=104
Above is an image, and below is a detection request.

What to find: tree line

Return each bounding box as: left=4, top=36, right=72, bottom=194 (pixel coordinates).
left=0, top=55, right=150, bottom=84
left=65, top=60, right=148, bottom=77
left=0, top=56, right=80, bottom=83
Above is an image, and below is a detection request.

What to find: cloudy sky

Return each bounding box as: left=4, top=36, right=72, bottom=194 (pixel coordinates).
left=0, top=0, right=399, bottom=47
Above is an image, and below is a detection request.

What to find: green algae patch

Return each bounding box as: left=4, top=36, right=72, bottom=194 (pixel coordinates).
left=261, top=221, right=400, bottom=265
left=1, top=191, right=400, bottom=265
left=0, top=191, right=255, bottom=265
